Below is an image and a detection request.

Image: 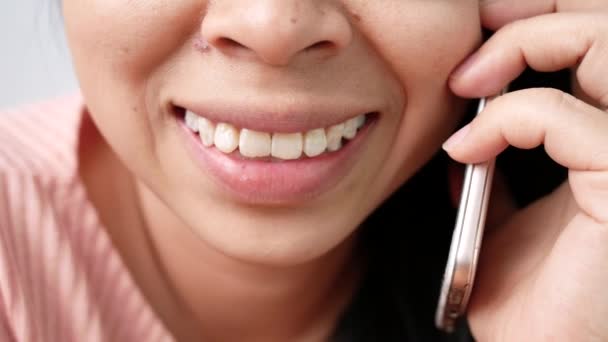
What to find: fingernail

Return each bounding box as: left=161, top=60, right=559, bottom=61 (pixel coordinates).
left=451, top=51, right=480, bottom=79
left=442, top=124, right=471, bottom=151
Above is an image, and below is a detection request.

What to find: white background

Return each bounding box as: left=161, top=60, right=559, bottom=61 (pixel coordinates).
left=0, top=1, right=77, bottom=109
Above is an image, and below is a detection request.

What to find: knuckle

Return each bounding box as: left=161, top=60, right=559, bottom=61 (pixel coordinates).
left=516, top=88, right=575, bottom=111
left=497, top=18, right=528, bottom=37
left=541, top=88, right=583, bottom=112
left=590, top=150, right=608, bottom=171
left=554, top=89, right=577, bottom=109
left=485, top=91, right=540, bottom=147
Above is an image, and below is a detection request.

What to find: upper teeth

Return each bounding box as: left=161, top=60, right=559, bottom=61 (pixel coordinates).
left=184, top=110, right=367, bottom=160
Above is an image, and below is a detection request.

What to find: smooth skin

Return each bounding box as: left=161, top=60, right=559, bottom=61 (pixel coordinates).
left=445, top=0, right=608, bottom=340
left=61, top=0, right=608, bottom=340
left=66, top=1, right=479, bottom=341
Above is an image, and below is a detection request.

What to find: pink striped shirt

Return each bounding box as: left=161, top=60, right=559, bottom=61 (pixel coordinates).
left=0, top=94, right=174, bottom=341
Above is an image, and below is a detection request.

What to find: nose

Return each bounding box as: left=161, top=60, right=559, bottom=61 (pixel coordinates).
left=200, top=1, right=353, bottom=66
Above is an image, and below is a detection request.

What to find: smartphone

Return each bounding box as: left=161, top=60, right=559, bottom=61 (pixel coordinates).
left=435, top=87, right=508, bottom=333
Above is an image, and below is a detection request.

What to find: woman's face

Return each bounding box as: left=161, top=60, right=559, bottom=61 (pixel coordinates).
left=63, top=1, right=480, bottom=265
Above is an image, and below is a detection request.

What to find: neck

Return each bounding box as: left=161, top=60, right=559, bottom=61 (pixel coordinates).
left=136, top=183, right=361, bottom=342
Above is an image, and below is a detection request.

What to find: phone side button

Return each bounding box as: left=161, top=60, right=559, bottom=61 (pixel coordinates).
left=448, top=288, right=465, bottom=306
left=448, top=306, right=460, bottom=319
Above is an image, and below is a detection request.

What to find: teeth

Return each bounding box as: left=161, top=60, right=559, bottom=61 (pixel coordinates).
left=355, top=114, right=366, bottom=129
left=184, top=110, right=370, bottom=159
left=304, top=128, right=328, bottom=157
left=325, top=123, right=344, bottom=152
left=239, top=129, right=271, bottom=158
left=185, top=111, right=199, bottom=132
left=214, top=123, right=240, bottom=153
left=198, top=117, right=216, bottom=147
left=272, top=133, right=303, bottom=160
left=342, top=117, right=359, bottom=140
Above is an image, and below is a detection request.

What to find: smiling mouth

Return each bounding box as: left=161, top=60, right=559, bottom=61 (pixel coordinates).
left=171, top=103, right=380, bottom=203
left=174, top=106, right=379, bottom=162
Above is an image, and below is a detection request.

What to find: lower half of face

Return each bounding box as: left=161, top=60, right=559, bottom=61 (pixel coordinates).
left=63, top=0, right=481, bottom=265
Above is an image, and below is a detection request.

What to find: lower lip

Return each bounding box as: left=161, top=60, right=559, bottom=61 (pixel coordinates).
left=174, top=111, right=377, bottom=204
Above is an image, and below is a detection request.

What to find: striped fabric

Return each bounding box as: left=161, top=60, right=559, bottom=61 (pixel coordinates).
left=0, top=94, right=174, bottom=342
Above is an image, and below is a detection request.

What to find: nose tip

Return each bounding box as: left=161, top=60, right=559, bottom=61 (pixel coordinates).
left=201, top=2, right=352, bottom=66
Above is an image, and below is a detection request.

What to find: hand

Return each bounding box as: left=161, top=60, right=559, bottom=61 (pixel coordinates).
left=443, top=1, right=608, bottom=341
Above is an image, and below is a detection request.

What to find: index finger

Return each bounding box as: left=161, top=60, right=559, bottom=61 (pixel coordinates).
left=481, top=0, right=608, bottom=30
left=449, top=12, right=608, bottom=106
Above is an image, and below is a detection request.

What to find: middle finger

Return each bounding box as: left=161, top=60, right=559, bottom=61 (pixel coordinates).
left=481, top=0, right=608, bottom=30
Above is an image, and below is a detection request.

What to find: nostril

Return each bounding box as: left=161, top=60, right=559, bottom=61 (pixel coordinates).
left=305, top=40, right=334, bottom=52
left=216, top=37, right=248, bottom=50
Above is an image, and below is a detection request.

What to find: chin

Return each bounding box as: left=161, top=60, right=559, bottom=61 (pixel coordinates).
left=172, top=196, right=361, bottom=267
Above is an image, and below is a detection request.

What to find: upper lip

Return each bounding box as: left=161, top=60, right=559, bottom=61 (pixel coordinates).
left=173, top=99, right=378, bottom=133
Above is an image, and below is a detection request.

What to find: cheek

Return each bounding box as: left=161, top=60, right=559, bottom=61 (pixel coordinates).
left=350, top=1, right=481, bottom=186
left=350, top=1, right=481, bottom=80
left=62, top=0, right=206, bottom=114
left=64, top=0, right=203, bottom=80
left=62, top=0, right=205, bottom=175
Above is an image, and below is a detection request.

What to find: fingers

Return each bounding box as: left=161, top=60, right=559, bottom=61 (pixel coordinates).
left=480, top=0, right=608, bottom=30
left=480, top=0, right=557, bottom=30
left=442, top=88, right=608, bottom=172
left=450, top=12, right=608, bottom=108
